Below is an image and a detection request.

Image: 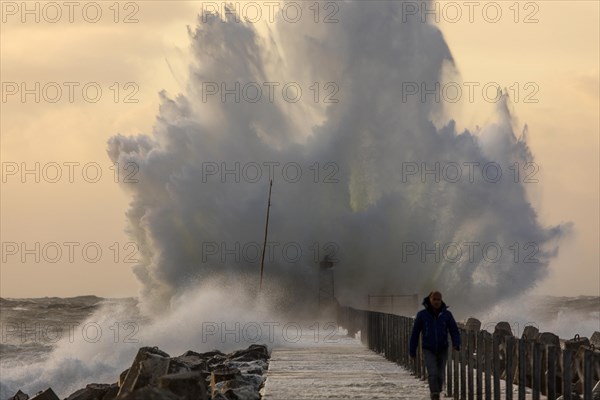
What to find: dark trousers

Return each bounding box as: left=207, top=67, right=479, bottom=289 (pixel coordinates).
left=423, top=347, right=448, bottom=394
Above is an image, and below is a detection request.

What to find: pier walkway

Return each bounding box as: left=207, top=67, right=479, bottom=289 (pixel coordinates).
left=261, top=330, right=431, bottom=399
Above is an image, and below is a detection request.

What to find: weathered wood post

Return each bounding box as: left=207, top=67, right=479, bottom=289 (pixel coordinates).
left=461, top=330, right=467, bottom=400
left=506, top=336, right=515, bottom=400
left=467, top=330, right=474, bottom=400
left=485, top=333, right=492, bottom=400
left=454, top=346, right=460, bottom=400
left=583, top=349, right=593, bottom=400
left=477, top=330, right=484, bottom=400
left=518, top=339, right=526, bottom=400
left=448, top=342, right=454, bottom=398
left=532, top=341, right=542, bottom=400
left=493, top=336, right=501, bottom=400
left=546, top=345, right=557, bottom=400
left=562, top=349, right=572, bottom=400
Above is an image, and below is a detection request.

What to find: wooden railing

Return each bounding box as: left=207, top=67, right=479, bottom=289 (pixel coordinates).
left=337, top=306, right=600, bottom=400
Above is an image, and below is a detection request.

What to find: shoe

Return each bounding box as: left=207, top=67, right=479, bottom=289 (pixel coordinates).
left=430, top=393, right=440, bottom=400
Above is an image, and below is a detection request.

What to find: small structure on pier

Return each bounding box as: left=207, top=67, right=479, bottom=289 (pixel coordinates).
left=318, top=255, right=336, bottom=312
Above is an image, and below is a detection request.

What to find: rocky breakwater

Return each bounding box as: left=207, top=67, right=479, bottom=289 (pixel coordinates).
left=7, top=344, right=270, bottom=400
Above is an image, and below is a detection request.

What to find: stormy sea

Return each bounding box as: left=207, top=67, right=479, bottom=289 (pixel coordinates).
left=1, top=1, right=598, bottom=399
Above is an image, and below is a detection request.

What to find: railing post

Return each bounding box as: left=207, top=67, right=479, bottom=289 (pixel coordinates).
left=335, top=307, right=594, bottom=400
left=505, top=337, right=514, bottom=400
left=448, top=342, right=454, bottom=398
left=518, top=339, right=526, bottom=400
left=546, top=345, right=557, bottom=400
left=454, top=345, right=459, bottom=400
left=485, top=334, right=492, bottom=400
left=532, top=341, right=542, bottom=400
left=461, top=330, right=467, bottom=400
left=583, top=349, right=593, bottom=400
left=405, top=317, right=409, bottom=366
left=468, top=330, right=474, bottom=400
left=402, top=317, right=407, bottom=367
left=493, top=336, right=500, bottom=400
left=477, top=330, right=483, bottom=400
left=562, top=349, right=572, bottom=400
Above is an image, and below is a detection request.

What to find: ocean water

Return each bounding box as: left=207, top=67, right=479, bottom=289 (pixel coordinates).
left=0, top=296, right=140, bottom=364
left=0, top=296, right=145, bottom=399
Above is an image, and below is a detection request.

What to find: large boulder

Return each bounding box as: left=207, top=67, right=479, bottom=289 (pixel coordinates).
left=65, top=383, right=117, bottom=400
left=213, top=380, right=261, bottom=400
left=118, top=369, right=129, bottom=387
left=173, top=351, right=210, bottom=372
left=158, top=371, right=208, bottom=400
left=116, top=386, right=181, bottom=400
left=211, top=374, right=264, bottom=400
left=117, top=347, right=171, bottom=396
left=29, top=389, right=59, bottom=400
left=8, top=390, right=29, bottom=400
left=227, top=345, right=269, bottom=362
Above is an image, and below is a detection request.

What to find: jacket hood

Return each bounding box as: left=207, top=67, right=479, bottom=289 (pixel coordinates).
left=422, top=295, right=448, bottom=312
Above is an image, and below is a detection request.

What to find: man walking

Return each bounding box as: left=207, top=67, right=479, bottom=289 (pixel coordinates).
left=409, top=291, right=461, bottom=400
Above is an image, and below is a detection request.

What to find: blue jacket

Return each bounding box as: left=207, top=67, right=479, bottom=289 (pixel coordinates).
left=409, top=296, right=461, bottom=357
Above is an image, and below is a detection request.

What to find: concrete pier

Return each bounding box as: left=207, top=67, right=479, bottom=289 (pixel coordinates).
left=261, top=331, right=431, bottom=399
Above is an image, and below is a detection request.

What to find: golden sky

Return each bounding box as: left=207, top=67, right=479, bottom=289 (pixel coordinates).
left=1, top=1, right=598, bottom=298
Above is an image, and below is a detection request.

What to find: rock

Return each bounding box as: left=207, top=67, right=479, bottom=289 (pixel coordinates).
left=118, top=369, right=129, bottom=387
left=227, top=344, right=269, bottom=362
left=225, top=360, right=268, bottom=376
left=211, top=368, right=241, bottom=387
left=465, top=318, right=481, bottom=332
left=8, top=390, right=29, bottom=400
left=138, top=355, right=171, bottom=385
left=207, top=354, right=228, bottom=370
left=30, top=389, right=59, bottom=400
left=192, top=350, right=226, bottom=359
left=100, top=384, right=118, bottom=400
left=115, top=386, right=182, bottom=400
left=214, top=380, right=261, bottom=400
left=210, top=367, right=242, bottom=397
left=521, top=325, right=539, bottom=341
left=117, top=347, right=171, bottom=397
left=66, top=383, right=117, bottom=400
left=158, top=371, right=208, bottom=400
left=174, top=352, right=209, bottom=372
left=211, top=368, right=265, bottom=400
left=166, top=358, right=191, bottom=375
left=13, top=345, right=268, bottom=400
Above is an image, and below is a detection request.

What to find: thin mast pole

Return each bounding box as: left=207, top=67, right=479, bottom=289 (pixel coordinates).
left=259, top=179, right=273, bottom=291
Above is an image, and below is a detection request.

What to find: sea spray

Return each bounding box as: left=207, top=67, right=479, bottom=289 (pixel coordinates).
left=0, top=279, right=320, bottom=398
left=107, top=1, right=565, bottom=317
